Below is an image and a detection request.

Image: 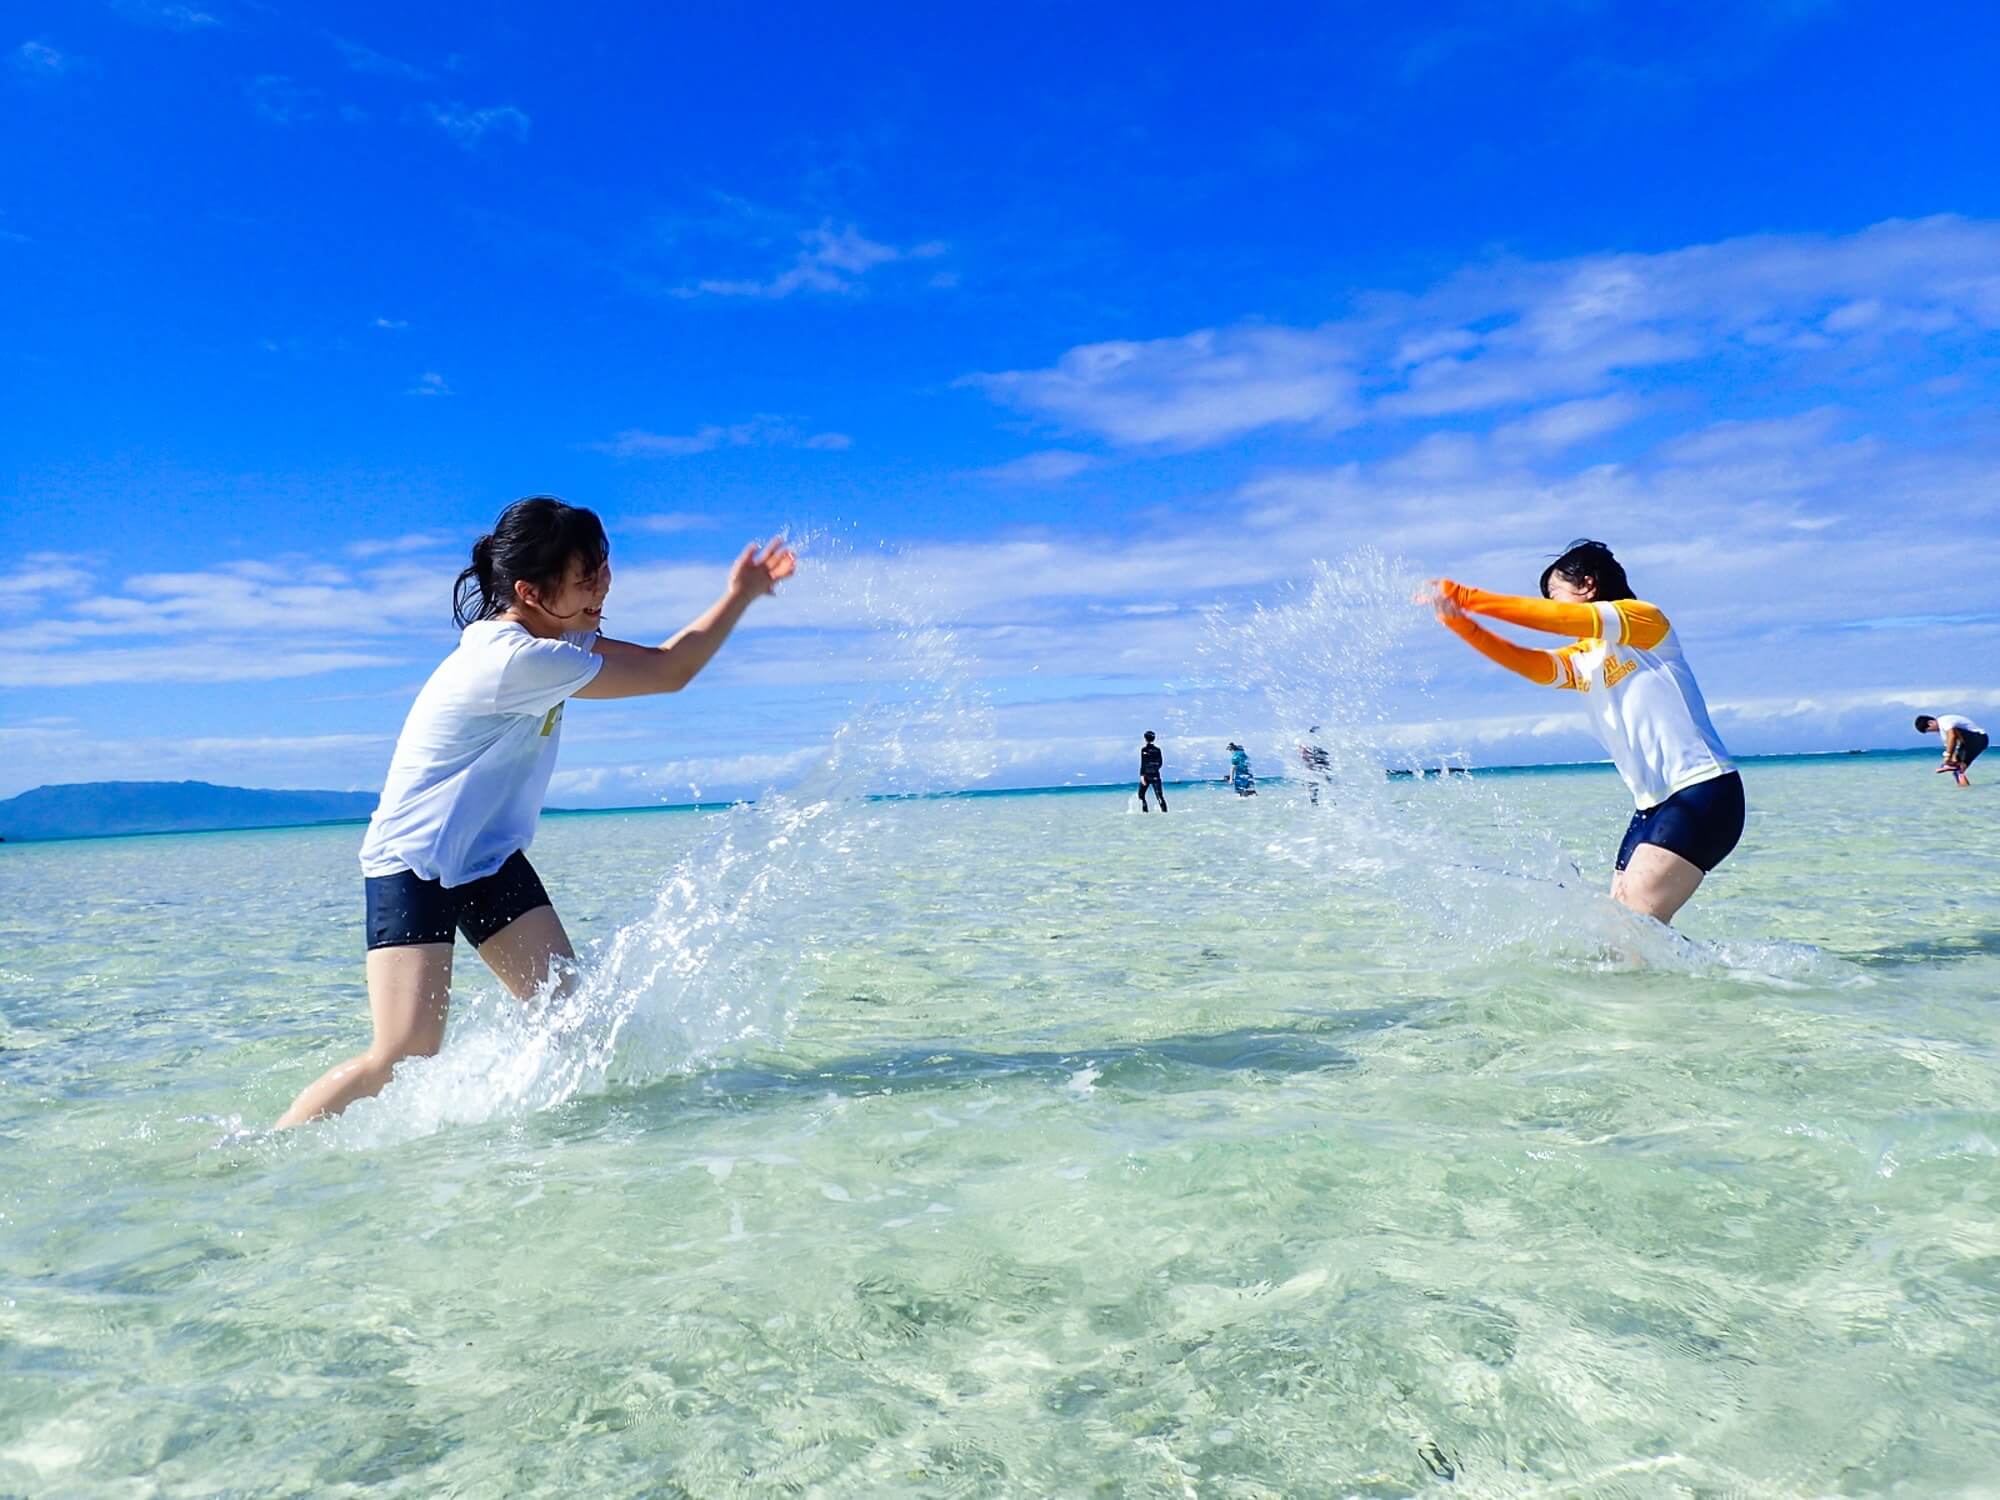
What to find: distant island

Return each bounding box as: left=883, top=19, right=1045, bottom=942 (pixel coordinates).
left=0, top=781, right=377, bottom=844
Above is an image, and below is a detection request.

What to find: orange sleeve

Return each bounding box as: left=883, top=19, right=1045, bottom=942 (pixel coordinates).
left=1610, top=600, right=1670, bottom=651
left=1442, top=609, right=1569, bottom=688
left=1440, top=581, right=1603, bottom=639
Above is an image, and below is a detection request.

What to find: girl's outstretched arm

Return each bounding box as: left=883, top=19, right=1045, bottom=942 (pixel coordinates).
left=578, top=537, right=796, bottom=699
left=1422, top=590, right=1587, bottom=690
left=1433, top=580, right=1603, bottom=638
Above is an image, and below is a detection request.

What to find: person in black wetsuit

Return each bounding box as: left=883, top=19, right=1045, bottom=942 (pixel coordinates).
left=1298, top=725, right=1333, bottom=805
left=1138, top=731, right=1167, bottom=812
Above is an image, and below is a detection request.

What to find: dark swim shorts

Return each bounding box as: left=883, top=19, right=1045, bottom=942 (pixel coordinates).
left=1955, top=729, right=1989, bottom=767
left=1616, top=771, right=1746, bottom=874
left=364, top=850, right=552, bottom=950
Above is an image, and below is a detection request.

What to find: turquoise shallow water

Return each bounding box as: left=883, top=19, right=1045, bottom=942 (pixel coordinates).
left=3, top=755, right=1999, bottom=1497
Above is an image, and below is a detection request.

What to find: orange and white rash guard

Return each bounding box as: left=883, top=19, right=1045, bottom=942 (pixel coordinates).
left=1438, top=582, right=1735, bottom=810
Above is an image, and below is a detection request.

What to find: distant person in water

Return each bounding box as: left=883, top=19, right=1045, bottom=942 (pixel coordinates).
left=1138, top=731, right=1167, bottom=812
left=275, top=497, right=796, bottom=1128
left=1419, top=538, right=1743, bottom=927
left=1917, top=713, right=1987, bottom=787
left=1225, top=743, right=1257, bottom=796
left=1298, top=726, right=1332, bottom=805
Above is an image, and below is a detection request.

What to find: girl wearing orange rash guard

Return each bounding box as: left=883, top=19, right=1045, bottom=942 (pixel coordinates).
left=1421, top=539, right=1744, bottom=926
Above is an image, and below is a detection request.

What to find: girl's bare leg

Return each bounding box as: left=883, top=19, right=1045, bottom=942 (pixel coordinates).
left=476, top=904, right=576, bottom=999
left=274, top=943, right=454, bottom=1128
left=1610, top=843, right=1706, bottom=927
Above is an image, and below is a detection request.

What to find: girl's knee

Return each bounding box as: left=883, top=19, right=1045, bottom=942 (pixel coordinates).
left=368, top=1032, right=440, bottom=1069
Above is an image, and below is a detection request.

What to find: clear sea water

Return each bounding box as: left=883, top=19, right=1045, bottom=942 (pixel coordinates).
left=5, top=752, right=1998, bottom=1498
left=5, top=553, right=1998, bottom=1498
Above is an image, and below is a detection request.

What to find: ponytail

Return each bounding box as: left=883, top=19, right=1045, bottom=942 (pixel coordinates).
left=450, top=496, right=609, bottom=628
left=452, top=536, right=499, bottom=627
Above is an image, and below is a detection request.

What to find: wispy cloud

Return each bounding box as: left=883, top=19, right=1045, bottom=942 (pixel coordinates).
left=683, top=222, right=944, bottom=300
left=590, top=415, right=850, bottom=457
left=246, top=74, right=316, bottom=125
left=116, top=2, right=221, bottom=30
left=12, top=40, right=69, bottom=76
left=425, top=102, right=529, bottom=148
left=344, top=531, right=457, bottom=559
left=973, top=450, right=1099, bottom=484
left=405, top=371, right=451, bottom=397
left=626, top=512, right=719, bottom=535
left=372, top=316, right=408, bottom=330
left=0, top=553, right=96, bottom=604
left=973, top=326, right=1360, bottom=449
left=330, top=35, right=428, bottom=81
left=974, top=216, right=2000, bottom=452
left=1491, top=393, right=1645, bottom=452
left=0, top=645, right=404, bottom=689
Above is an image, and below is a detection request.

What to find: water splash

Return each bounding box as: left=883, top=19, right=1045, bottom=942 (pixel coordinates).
left=1197, top=549, right=1836, bottom=981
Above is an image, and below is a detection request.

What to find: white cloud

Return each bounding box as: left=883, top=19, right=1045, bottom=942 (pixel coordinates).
left=344, top=531, right=457, bottom=559
left=548, top=748, right=825, bottom=804
left=626, top=512, right=718, bottom=535
left=973, top=216, right=2000, bottom=451
left=590, top=415, right=848, bottom=457
left=406, top=371, right=451, bottom=397
left=331, top=35, right=428, bottom=80
left=0, top=553, right=95, bottom=603
left=974, top=326, right=1359, bottom=449
left=426, top=102, right=530, bottom=148
left=0, top=646, right=404, bottom=688
left=372, top=316, right=409, bottom=330
left=1492, top=394, right=1645, bottom=452
left=973, top=450, right=1099, bottom=484
left=246, top=75, right=317, bottom=125
left=683, top=222, right=943, bottom=299
left=1657, top=406, right=1844, bottom=465
left=115, top=2, right=220, bottom=28
left=12, top=40, right=68, bottom=75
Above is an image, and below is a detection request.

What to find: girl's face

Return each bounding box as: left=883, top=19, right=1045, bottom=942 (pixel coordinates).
left=520, top=553, right=612, bottom=629
left=1546, top=572, right=1596, bottom=604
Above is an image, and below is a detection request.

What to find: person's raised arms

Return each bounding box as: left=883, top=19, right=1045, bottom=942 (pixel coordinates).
left=578, top=536, right=796, bottom=700
left=1415, top=582, right=1585, bottom=689
left=1418, top=579, right=1605, bottom=638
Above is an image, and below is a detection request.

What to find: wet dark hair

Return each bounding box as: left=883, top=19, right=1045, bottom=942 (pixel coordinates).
left=1144, top=730, right=1156, bottom=742
left=453, top=496, right=609, bottom=628
left=1915, top=715, right=1937, bottom=732
left=1539, top=538, right=1633, bottom=601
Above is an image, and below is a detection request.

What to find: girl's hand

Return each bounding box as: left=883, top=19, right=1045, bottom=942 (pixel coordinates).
left=730, top=536, right=797, bottom=600
left=1413, top=579, right=1462, bottom=622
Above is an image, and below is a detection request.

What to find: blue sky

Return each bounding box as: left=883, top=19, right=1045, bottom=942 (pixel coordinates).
left=5, top=0, right=1999, bottom=804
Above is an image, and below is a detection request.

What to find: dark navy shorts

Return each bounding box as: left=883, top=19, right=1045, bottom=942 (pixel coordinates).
left=364, top=850, right=552, bottom=951
left=1616, top=771, right=1745, bottom=874
left=1955, top=729, right=1989, bottom=766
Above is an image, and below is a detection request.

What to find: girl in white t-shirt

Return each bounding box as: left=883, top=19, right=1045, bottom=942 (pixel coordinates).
left=1419, top=539, right=1745, bottom=927
left=276, top=497, right=795, bottom=1127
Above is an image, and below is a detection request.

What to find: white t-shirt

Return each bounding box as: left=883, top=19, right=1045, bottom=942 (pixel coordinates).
left=359, top=621, right=604, bottom=886
left=1935, top=714, right=1986, bottom=738
left=1553, top=601, right=1736, bottom=810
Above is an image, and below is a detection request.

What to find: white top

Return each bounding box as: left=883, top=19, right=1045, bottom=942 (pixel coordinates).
left=1549, top=601, right=1736, bottom=810
left=359, top=620, right=604, bottom=886
left=1935, top=714, right=1986, bottom=737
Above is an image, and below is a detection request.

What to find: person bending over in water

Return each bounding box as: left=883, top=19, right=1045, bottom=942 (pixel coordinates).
left=1418, top=539, right=1743, bottom=927
left=1916, top=712, right=1987, bottom=787
left=1138, top=731, right=1167, bottom=812
left=275, top=496, right=795, bottom=1127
